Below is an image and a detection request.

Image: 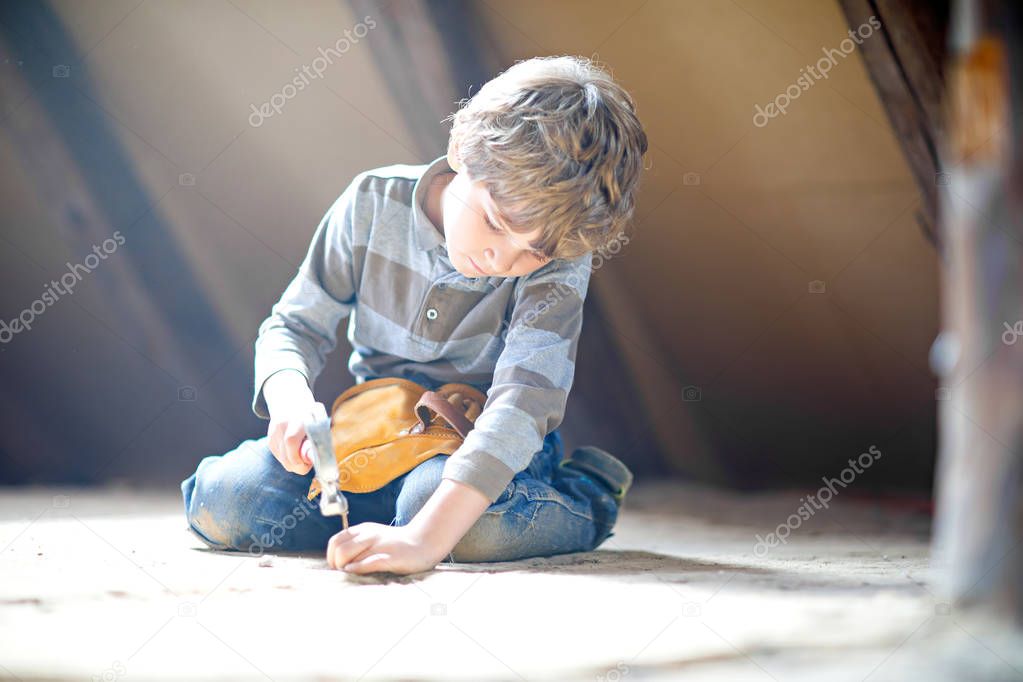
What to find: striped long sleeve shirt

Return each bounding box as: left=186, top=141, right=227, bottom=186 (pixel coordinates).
left=252, top=156, right=593, bottom=502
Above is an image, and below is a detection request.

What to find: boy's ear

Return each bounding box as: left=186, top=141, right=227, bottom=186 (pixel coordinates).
left=446, top=139, right=463, bottom=173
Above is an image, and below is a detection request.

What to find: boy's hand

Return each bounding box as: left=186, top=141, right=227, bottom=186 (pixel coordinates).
left=267, top=403, right=320, bottom=475
left=264, top=370, right=318, bottom=475
left=327, top=522, right=450, bottom=575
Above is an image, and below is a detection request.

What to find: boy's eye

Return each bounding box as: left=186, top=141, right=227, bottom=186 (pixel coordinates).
left=483, top=213, right=503, bottom=232
left=484, top=212, right=549, bottom=262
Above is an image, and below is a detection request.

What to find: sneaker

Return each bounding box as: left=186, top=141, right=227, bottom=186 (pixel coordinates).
left=561, top=445, right=634, bottom=504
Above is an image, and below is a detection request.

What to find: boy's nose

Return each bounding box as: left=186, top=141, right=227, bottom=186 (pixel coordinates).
left=483, top=248, right=511, bottom=274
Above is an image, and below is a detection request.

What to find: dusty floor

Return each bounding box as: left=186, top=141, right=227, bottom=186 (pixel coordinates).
left=1, top=481, right=1020, bottom=681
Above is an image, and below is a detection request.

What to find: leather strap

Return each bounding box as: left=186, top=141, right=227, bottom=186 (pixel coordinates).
left=414, top=391, right=475, bottom=438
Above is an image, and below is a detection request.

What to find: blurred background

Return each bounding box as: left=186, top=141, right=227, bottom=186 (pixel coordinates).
left=0, top=0, right=940, bottom=494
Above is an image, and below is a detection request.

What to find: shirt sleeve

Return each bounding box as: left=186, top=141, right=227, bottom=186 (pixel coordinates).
left=441, top=252, right=593, bottom=502
left=251, top=178, right=362, bottom=419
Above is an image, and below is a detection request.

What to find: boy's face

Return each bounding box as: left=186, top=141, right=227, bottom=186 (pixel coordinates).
left=439, top=170, right=552, bottom=279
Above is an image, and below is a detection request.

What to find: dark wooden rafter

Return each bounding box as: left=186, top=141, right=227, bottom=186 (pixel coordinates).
left=346, top=0, right=495, bottom=161
left=0, top=5, right=244, bottom=482
left=836, top=0, right=951, bottom=253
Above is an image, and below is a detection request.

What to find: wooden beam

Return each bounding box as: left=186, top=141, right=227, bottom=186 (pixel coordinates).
left=836, top=0, right=950, bottom=251
left=931, top=0, right=1023, bottom=625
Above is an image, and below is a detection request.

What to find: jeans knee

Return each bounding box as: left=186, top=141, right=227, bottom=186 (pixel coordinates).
left=393, top=455, right=448, bottom=526
left=449, top=509, right=532, bottom=563
left=182, top=454, right=241, bottom=549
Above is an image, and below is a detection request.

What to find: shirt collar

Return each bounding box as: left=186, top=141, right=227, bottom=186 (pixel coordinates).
left=411, top=155, right=453, bottom=252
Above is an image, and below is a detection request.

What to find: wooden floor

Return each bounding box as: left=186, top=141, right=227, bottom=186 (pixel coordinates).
left=0, top=482, right=1019, bottom=681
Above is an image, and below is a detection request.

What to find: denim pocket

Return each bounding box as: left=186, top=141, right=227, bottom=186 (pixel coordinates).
left=522, top=482, right=572, bottom=504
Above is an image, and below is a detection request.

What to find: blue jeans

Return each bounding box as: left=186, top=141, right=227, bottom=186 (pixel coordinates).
left=180, top=429, right=628, bottom=563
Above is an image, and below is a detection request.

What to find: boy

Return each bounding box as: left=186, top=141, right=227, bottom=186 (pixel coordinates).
left=181, top=55, right=648, bottom=575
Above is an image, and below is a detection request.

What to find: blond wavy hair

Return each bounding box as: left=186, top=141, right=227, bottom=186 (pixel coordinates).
left=446, top=56, right=648, bottom=260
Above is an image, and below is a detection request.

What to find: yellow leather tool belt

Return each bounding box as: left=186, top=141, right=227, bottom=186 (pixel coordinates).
left=306, top=377, right=486, bottom=500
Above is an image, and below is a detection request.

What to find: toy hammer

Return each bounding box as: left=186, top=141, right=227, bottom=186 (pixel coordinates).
left=300, top=402, right=350, bottom=530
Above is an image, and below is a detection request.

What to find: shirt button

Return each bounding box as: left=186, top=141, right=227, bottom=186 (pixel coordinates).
left=425, top=308, right=438, bottom=320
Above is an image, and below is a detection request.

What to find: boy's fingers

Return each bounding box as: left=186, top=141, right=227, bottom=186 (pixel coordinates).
left=299, top=439, right=314, bottom=466
left=282, top=446, right=310, bottom=474
left=279, top=408, right=320, bottom=473
left=283, top=427, right=308, bottom=471
left=288, top=458, right=311, bottom=475
left=343, top=553, right=390, bottom=574
left=328, top=534, right=374, bottom=569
